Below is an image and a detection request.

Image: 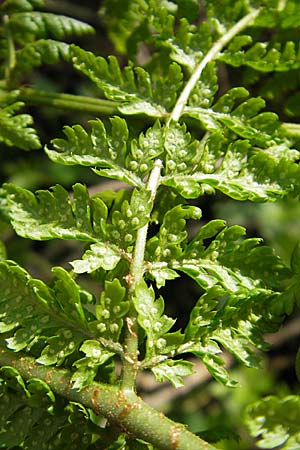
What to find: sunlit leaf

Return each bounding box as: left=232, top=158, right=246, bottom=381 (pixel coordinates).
left=246, top=396, right=300, bottom=449
left=152, top=360, right=194, bottom=388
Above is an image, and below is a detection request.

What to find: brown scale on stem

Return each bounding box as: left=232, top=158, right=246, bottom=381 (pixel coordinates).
left=170, top=424, right=182, bottom=450
left=126, top=317, right=137, bottom=337
left=91, top=388, right=101, bottom=415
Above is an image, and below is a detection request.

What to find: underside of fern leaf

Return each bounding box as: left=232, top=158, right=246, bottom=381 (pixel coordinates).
left=0, top=95, right=41, bottom=149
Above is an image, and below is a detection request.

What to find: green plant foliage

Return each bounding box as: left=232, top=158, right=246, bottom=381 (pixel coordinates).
left=0, top=261, right=128, bottom=388
left=174, top=222, right=289, bottom=292
left=46, top=116, right=144, bottom=187
left=246, top=395, right=300, bottom=449
left=0, top=93, right=40, bottom=149
left=99, top=0, right=200, bottom=55
left=0, top=1, right=45, bottom=13
left=0, top=241, right=7, bottom=260
left=220, top=38, right=300, bottom=72
left=162, top=131, right=300, bottom=200
left=8, top=12, right=94, bottom=42
left=2, top=1, right=300, bottom=449
left=0, top=366, right=112, bottom=449
left=0, top=0, right=94, bottom=83
left=150, top=10, right=213, bottom=71
left=134, top=280, right=181, bottom=356
left=11, top=39, right=69, bottom=77
left=2, top=183, right=107, bottom=240
left=70, top=44, right=183, bottom=116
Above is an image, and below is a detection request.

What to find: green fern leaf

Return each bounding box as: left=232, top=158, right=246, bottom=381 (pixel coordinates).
left=99, top=0, right=149, bottom=54
left=188, top=62, right=218, bottom=108
left=72, top=279, right=128, bottom=388
left=11, top=39, right=69, bottom=77
left=0, top=264, right=88, bottom=357
left=0, top=368, right=103, bottom=449
left=246, top=395, right=300, bottom=449
left=0, top=262, right=125, bottom=386
left=47, top=117, right=144, bottom=187
left=151, top=15, right=212, bottom=72
left=182, top=285, right=281, bottom=386
left=8, top=12, right=94, bottom=44
left=220, top=38, right=300, bottom=72
left=173, top=221, right=288, bottom=293
left=0, top=100, right=41, bottom=150
left=48, top=119, right=169, bottom=185
left=70, top=243, right=121, bottom=274
left=107, top=188, right=154, bottom=250
left=94, top=279, right=128, bottom=341
left=163, top=121, right=201, bottom=176
left=99, top=0, right=197, bottom=55
left=126, top=120, right=165, bottom=179
left=133, top=280, right=184, bottom=361
left=70, top=187, right=154, bottom=274
left=0, top=0, right=45, bottom=13
left=151, top=360, right=194, bottom=388
left=185, top=88, right=280, bottom=145
left=69, top=45, right=182, bottom=117
left=205, top=0, right=251, bottom=29
left=253, top=0, right=300, bottom=29
left=2, top=183, right=108, bottom=241
left=71, top=340, right=114, bottom=390
left=148, top=216, right=288, bottom=301
left=155, top=94, right=300, bottom=200
left=163, top=132, right=300, bottom=200
left=146, top=204, right=202, bottom=267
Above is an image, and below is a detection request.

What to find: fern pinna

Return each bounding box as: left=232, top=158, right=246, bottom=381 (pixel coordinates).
left=1, top=1, right=300, bottom=449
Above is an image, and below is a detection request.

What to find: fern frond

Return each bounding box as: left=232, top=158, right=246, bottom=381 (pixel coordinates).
left=148, top=218, right=289, bottom=293
left=2, top=182, right=156, bottom=273
left=8, top=12, right=94, bottom=44
left=176, top=221, right=289, bottom=292
left=162, top=126, right=300, bottom=201
left=0, top=366, right=109, bottom=449
left=133, top=280, right=181, bottom=357
left=151, top=15, right=212, bottom=72
left=69, top=45, right=183, bottom=117
left=246, top=395, right=300, bottom=449
left=146, top=203, right=202, bottom=263
left=182, top=286, right=279, bottom=387
left=11, top=39, right=69, bottom=77
left=0, top=3, right=94, bottom=84
left=2, top=183, right=107, bottom=241
left=71, top=187, right=154, bottom=274
left=99, top=0, right=149, bottom=54
left=185, top=87, right=280, bottom=145
left=46, top=117, right=144, bottom=187
left=0, top=0, right=45, bottom=13
left=0, top=98, right=41, bottom=150
left=99, top=0, right=200, bottom=56
left=0, top=261, right=128, bottom=388
left=47, top=119, right=168, bottom=186
left=205, top=0, right=252, bottom=29
left=220, top=38, right=300, bottom=72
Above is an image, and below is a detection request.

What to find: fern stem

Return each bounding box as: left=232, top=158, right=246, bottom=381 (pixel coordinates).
left=130, top=159, right=163, bottom=288
left=281, top=122, right=300, bottom=138
left=3, top=15, right=16, bottom=80
left=121, top=159, right=162, bottom=392
left=0, top=348, right=217, bottom=450
left=168, top=7, right=261, bottom=123
left=18, top=88, right=120, bottom=115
